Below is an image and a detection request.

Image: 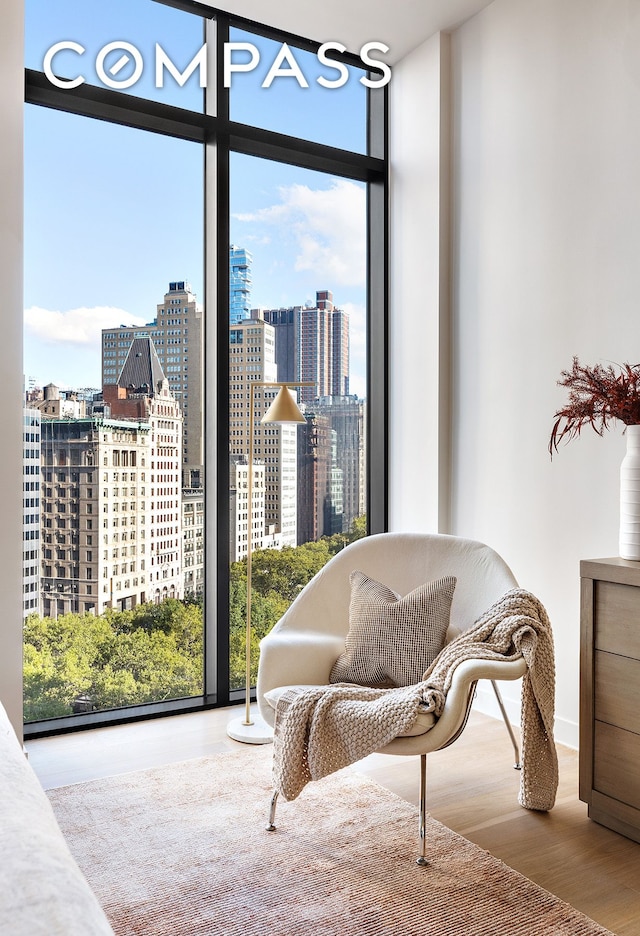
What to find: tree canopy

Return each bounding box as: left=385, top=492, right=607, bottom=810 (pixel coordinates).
left=23, top=600, right=204, bottom=722
left=228, top=519, right=366, bottom=688
left=24, top=519, right=367, bottom=719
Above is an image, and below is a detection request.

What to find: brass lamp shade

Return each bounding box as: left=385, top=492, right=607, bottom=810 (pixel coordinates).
left=261, top=385, right=306, bottom=424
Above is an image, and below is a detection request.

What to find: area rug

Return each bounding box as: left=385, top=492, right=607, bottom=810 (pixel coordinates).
left=47, top=746, right=614, bottom=936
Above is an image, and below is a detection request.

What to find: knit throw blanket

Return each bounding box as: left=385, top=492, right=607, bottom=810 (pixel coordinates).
left=272, top=588, right=558, bottom=812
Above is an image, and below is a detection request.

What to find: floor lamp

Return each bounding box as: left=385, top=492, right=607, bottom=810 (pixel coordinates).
left=227, top=381, right=315, bottom=744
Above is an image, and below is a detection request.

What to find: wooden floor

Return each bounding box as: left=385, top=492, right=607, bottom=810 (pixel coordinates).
left=27, top=706, right=640, bottom=936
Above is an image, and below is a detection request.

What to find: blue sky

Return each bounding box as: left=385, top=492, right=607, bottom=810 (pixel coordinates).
left=23, top=0, right=368, bottom=396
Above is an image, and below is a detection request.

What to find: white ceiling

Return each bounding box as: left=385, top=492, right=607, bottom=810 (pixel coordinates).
left=205, top=0, right=495, bottom=63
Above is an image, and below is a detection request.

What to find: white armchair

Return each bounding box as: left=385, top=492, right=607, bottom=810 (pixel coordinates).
left=257, top=532, right=527, bottom=864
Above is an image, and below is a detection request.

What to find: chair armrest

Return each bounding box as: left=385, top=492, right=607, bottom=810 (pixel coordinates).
left=257, top=631, right=345, bottom=727
left=451, top=655, right=527, bottom=684
left=380, top=655, right=527, bottom=756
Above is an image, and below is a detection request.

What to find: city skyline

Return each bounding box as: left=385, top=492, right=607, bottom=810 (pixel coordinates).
left=26, top=307, right=365, bottom=620
left=24, top=262, right=367, bottom=399
left=23, top=0, right=368, bottom=398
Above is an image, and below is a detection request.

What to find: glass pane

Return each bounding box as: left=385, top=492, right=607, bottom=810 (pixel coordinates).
left=228, top=154, right=367, bottom=690
left=23, top=105, right=205, bottom=722
left=25, top=0, right=205, bottom=111
left=228, top=27, right=368, bottom=154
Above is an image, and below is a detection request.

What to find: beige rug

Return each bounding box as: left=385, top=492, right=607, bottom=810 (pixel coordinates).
left=47, top=747, right=614, bottom=936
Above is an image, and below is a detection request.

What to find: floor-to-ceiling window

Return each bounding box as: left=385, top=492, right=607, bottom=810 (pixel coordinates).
left=227, top=155, right=368, bottom=691
left=23, top=0, right=387, bottom=733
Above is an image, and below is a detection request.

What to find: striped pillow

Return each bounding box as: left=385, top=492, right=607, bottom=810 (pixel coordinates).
left=329, top=570, right=456, bottom=688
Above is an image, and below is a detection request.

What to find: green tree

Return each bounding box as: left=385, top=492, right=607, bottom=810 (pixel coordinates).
left=228, top=575, right=289, bottom=690
left=228, top=516, right=367, bottom=688
left=23, top=519, right=367, bottom=719
left=23, top=600, right=204, bottom=722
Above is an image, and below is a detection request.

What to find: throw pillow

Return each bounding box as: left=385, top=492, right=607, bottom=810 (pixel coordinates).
left=329, top=570, right=456, bottom=688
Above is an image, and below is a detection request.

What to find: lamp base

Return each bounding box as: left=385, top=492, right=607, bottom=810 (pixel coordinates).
left=227, top=710, right=274, bottom=745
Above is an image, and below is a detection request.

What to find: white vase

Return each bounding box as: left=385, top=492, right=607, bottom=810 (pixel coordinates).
left=619, top=424, right=640, bottom=560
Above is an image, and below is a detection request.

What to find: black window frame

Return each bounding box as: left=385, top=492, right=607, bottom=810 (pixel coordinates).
left=23, top=0, right=388, bottom=738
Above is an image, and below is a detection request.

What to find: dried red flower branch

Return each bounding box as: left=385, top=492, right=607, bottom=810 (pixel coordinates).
left=549, top=357, right=640, bottom=457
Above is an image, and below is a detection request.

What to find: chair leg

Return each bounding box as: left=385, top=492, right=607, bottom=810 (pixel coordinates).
left=266, top=789, right=279, bottom=831
left=416, top=753, right=429, bottom=866
left=490, top=680, right=521, bottom=769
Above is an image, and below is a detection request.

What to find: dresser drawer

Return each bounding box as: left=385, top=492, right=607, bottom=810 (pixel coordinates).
left=594, top=721, right=640, bottom=811
left=595, top=581, right=640, bottom=659
left=595, top=651, right=640, bottom=734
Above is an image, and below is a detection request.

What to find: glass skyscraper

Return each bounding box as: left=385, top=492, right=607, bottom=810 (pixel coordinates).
left=229, top=245, right=253, bottom=324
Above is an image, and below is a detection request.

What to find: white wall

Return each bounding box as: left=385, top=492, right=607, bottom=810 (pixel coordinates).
left=391, top=0, right=640, bottom=747
left=0, top=0, right=25, bottom=739
left=389, top=32, right=452, bottom=533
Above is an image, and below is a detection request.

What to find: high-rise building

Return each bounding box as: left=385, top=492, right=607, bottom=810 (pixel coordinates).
left=229, top=319, right=298, bottom=548
left=296, top=414, right=342, bottom=545
left=252, top=291, right=356, bottom=541
left=182, top=488, right=204, bottom=598
left=229, top=456, right=266, bottom=563
left=103, top=337, right=183, bottom=605
left=229, top=245, right=253, bottom=325
left=298, top=290, right=349, bottom=400
left=296, top=304, right=331, bottom=404
left=328, top=306, right=350, bottom=397
left=38, top=339, right=183, bottom=617
left=254, top=306, right=298, bottom=382
left=311, top=395, right=365, bottom=533
left=252, top=290, right=350, bottom=403
left=39, top=414, right=150, bottom=617
left=23, top=406, right=41, bottom=617
left=101, top=281, right=203, bottom=488
left=327, top=432, right=345, bottom=536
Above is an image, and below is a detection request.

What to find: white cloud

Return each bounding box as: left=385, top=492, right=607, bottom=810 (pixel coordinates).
left=233, top=179, right=366, bottom=287
left=24, top=305, right=147, bottom=347
left=241, top=234, right=272, bottom=246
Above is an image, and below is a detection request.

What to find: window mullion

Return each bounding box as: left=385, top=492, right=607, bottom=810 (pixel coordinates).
left=204, top=14, right=231, bottom=704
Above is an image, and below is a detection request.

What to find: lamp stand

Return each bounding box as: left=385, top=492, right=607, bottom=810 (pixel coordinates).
left=226, top=381, right=314, bottom=746
left=227, top=709, right=274, bottom=744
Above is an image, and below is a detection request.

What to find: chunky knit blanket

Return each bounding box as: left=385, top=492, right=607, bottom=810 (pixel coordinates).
left=272, top=589, right=558, bottom=812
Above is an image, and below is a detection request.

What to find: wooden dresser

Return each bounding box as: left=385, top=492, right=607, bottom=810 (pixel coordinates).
left=580, top=558, right=640, bottom=843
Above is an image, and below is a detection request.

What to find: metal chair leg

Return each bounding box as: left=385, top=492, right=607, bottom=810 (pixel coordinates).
left=490, top=680, right=521, bottom=769
left=416, top=754, right=429, bottom=866
left=266, top=789, right=279, bottom=831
